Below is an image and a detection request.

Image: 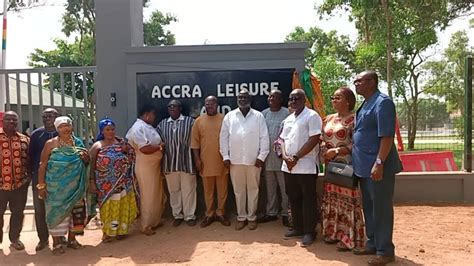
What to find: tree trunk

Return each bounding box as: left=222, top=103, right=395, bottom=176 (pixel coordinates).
left=405, top=100, right=414, bottom=150
left=382, top=0, right=393, bottom=99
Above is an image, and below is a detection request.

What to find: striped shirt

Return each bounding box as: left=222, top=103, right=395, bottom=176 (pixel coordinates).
left=157, top=114, right=195, bottom=175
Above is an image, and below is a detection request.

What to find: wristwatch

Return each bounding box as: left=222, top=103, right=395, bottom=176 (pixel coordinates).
left=292, top=154, right=299, bottom=161
left=375, top=158, right=384, bottom=165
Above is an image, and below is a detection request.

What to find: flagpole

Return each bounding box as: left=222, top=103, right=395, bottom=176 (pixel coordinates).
left=0, top=0, right=7, bottom=112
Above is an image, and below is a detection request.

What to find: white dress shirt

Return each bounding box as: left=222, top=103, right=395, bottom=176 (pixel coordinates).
left=220, top=108, right=270, bottom=166
left=125, top=118, right=162, bottom=149
left=280, top=107, right=322, bottom=174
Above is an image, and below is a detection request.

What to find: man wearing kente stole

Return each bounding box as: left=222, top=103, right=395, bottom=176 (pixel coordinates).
left=37, top=116, right=90, bottom=255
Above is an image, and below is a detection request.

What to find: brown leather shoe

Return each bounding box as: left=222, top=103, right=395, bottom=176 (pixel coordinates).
left=216, top=215, right=231, bottom=226
left=248, top=221, right=257, bottom=230
left=368, top=255, right=395, bottom=265
left=353, top=247, right=376, bottom=255
left=200, top=216, right=215, bottom=228
left=235, top=220, right=247, bottom=230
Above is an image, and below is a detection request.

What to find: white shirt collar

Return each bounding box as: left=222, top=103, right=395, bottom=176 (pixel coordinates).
left=237, top=108, right=254, bottom=118
left=167, top=114, right=185, bottom=122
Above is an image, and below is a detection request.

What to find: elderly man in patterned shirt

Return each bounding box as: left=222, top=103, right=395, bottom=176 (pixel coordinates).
left=0, top=111, right=30, bottom=250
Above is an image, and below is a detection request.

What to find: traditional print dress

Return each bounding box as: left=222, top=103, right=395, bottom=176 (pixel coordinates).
left=321, top=113, right=365, bottom=250
left=94, top=139, right=138, bottom=237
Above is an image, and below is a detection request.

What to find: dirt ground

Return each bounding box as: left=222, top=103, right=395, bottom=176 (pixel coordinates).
left=1, top=204, right=473, bottom=265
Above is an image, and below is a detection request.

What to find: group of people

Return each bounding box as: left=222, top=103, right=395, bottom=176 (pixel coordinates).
left=0, top=70, right=401, bottom=266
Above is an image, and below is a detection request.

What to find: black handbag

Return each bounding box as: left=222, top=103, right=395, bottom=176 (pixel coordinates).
left=324, top=161, right=357, bottom=188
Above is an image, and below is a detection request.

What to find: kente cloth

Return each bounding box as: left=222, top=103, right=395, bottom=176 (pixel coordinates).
left=45, top=137, right=88, bottom=228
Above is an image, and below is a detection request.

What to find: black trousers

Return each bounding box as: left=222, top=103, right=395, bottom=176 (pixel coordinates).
left=284, top=172, right=318, bottom=235
left=33, top=186, right=49, bottom=243
left=0, top=183, right=29, bottom=243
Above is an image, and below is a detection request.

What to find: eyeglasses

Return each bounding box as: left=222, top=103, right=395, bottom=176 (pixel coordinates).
left=167, top=104, right=178, bottom=108
left=353, top=78, right=373, bottom=85
left=288, top=96, right=301, bottom=102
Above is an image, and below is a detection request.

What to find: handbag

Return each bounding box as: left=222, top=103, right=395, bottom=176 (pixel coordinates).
left=324, top=161, right=357, bottom=188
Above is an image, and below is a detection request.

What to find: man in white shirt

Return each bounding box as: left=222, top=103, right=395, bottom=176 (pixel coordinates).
left=220, top=89, right=269, bottom=231
left=281, top=89, right=322, bottom=247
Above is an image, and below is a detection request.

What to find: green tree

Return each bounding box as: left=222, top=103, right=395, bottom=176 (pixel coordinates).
left=424, top=30, right=473, bottom=136
left=28, top=1, right=177, bottom=137
left=144, top=11, right=177, bottom=46
left=285, top=26, right=353, bottom=115
left=397, top=98, right=450, bottom=131
left=318, top=0, right=473, bottom=149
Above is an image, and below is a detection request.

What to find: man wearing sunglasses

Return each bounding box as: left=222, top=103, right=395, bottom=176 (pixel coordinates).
left=352, top=70, right=402, bottom=265
left=157, top=100, right=197, bottom=227
left=280, top=89, right=322, bottom=247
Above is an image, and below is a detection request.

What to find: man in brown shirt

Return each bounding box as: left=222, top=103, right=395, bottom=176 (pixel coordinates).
left=0, top=111, right=30, bottom=250
left=191, top=96, right=230, bottom=227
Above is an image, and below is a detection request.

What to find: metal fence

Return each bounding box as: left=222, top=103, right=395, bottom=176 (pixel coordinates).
left=0, top=66, right=97, bottom=147
left=393, top=56, right=472, bottom=171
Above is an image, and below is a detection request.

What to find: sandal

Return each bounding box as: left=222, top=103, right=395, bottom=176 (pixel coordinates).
left=323, top=236, right=338, bottom=245
left=67, top=240, right=83, bottom=249
left=142, top=227, right=156, bottom=236
left=336, top=241, right=350, bottom=252
left=52, top=244, right=66, bottom=256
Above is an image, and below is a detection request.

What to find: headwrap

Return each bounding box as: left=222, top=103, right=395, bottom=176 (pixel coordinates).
left=96, top=117, right=115, bottom=141
left=54, top=116, right=72, bottom=130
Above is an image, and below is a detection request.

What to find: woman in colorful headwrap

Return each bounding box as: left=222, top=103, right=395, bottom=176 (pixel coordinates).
left=37, top=116, right=90, bottom=255
left=126, top=105, right=166, bottom=236
left=89, top=118, right=138, bottom=243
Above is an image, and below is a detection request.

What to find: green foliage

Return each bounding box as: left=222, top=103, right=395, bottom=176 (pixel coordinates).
left=424, top=31, right=472, bottom=113
left=285, top=26, right=353, bottom=115
left=317, top=0, right=473, bottom=149
left=144, top=11, right=177, bottom=46
left=28, top=37, right=95, bottom=99
left=396, top=98, right=450, bottom=130
left=28, top=1, right=177, bottom=98
left=313, top=56, right=352, bottom=114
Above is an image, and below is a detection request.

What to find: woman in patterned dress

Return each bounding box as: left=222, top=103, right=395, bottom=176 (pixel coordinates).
left=89, top=118, right=138, bottom=242
left=320, top=87, right=365, bottom=251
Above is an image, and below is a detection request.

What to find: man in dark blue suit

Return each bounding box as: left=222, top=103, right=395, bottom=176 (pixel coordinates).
left=352, top=70, right=403, bottom=266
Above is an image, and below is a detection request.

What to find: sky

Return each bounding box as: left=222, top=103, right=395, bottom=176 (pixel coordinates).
left=4, top=0, right=474, bottom=71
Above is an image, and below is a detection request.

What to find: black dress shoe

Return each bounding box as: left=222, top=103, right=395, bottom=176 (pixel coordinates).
left=35, top=240, right=49, bottom=251
left=300, top=233, right=316, bottom=247
left=10, top=239, right=25, bottom=250
left=216, top=215, right=231, bottom=226
left=353, top=247, right=377, bottom=255
left=283, top=229, right=304, bottom=240
left=173, top=218, right=184, bottom=227
left=257, top=215, right=278, bottom=223
left=200, top=216, right=214, bottom=228
left=186, top=219, right=197, bottom=226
